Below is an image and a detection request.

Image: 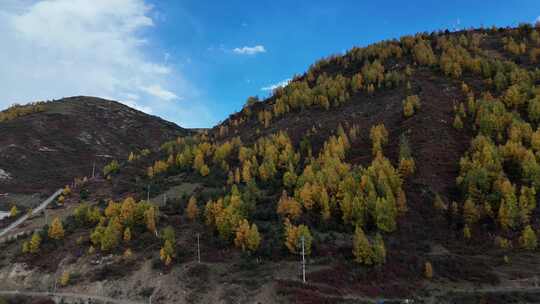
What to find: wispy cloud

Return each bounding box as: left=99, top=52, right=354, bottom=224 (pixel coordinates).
left=140, top=84, right=179, bottom=101
left=261, top=78, right=291, bottom=91
left=233, top=45, right=266, bottom=55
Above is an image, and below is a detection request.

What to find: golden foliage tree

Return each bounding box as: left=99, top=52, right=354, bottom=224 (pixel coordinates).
left=277, top=191, right=302, bottom=220
left=284, top=219, right=312, bottom=255
left=29, top=232, right=41, bottom=254
left=120, top=197, right=136, bottom=224
left=9, top=205, right=18, bottom=217
left=463, top=199, right=479, bottom=225
left=123, top=227, right=131, bottom=242
left=463, top=225, right=472, bottom=239
left=144, top=206, right=157, bottom=234
left=101, top=217, right=121, bottom=251
left=402, top=95, right=421, bottom=117
left=453, top=114, right=464, bottom=129
left=398, top=134, right=415, bottom=177
left=105, top=200, right=121, bottom=218
left=425, top=261, right=433, bottom=279
left=200, top=164, right=210, bottom=177
left=372, top=233, right=386, bottom=265
left=48, top=217, right=65, bottom=240
left=352, top=226, right=373, bottom=265
left=234, top=219, right=261, bottom=253
left=160, top=240, right=175, bottom=266
left=370, top=124, right=388, bottom=156
left=413, top=41, right=436, bottom=65
left=123, top=248, right=133, bottom=260
left=298, top=182, right=315, bottom=210
left=520, top=225, right=538, bottom=250
left=186, top=196, right=200, bottom=221
left=59, top=271, right=70, bottom=287
left=375, top=196, right=397, bottom=232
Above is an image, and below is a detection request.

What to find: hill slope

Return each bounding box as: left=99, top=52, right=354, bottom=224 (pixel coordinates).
left=0, top=96, right=189, bottom=196
left=4, top=25, right=540, bottom=304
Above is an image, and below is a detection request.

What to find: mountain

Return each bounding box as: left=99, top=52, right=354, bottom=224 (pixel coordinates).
left=0, top=96, right=189, bottom=196
left=3, top=25, right=540, bottom=304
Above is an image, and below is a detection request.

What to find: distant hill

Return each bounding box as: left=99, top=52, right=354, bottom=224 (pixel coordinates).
left=0, top=96, right=189, bottom=195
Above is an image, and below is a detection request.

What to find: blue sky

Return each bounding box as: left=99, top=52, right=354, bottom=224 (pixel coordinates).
left=0, top=0, right=539, bottom=128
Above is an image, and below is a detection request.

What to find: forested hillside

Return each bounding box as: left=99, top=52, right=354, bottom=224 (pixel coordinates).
left=4, top=24, right=540, bottom=303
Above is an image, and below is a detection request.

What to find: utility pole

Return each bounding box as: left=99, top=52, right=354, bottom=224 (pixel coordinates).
left=197, top=233, right=201, bottom=264
left=92, top=161, right=95, bottom=179
left=53, top=271, right=57, bottom=293
left=301, top=235, right=306, bottom=283
left=149, top=278, right=161, bottom=304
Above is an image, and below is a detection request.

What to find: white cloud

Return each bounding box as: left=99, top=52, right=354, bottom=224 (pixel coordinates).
left=0, top=0, right=211, bottom=127
left=536, top=16, right=540, bottom=23
left=122, top=99, right=153, bottom=114
left=140, top=84, right=179, bottom=101
left=261, top=78, right=291, bottom=91
left=233, top=45, right=266, bottom=55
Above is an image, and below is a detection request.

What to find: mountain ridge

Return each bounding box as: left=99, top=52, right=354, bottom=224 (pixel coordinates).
left=0, top=96, right=190, bottom=198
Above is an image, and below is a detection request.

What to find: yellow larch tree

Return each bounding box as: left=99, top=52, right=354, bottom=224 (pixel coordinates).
left=48, top=217, right=65, bottom=240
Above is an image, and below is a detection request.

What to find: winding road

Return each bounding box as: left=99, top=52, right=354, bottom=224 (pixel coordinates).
left=0, top=189, right=63, bottom=238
